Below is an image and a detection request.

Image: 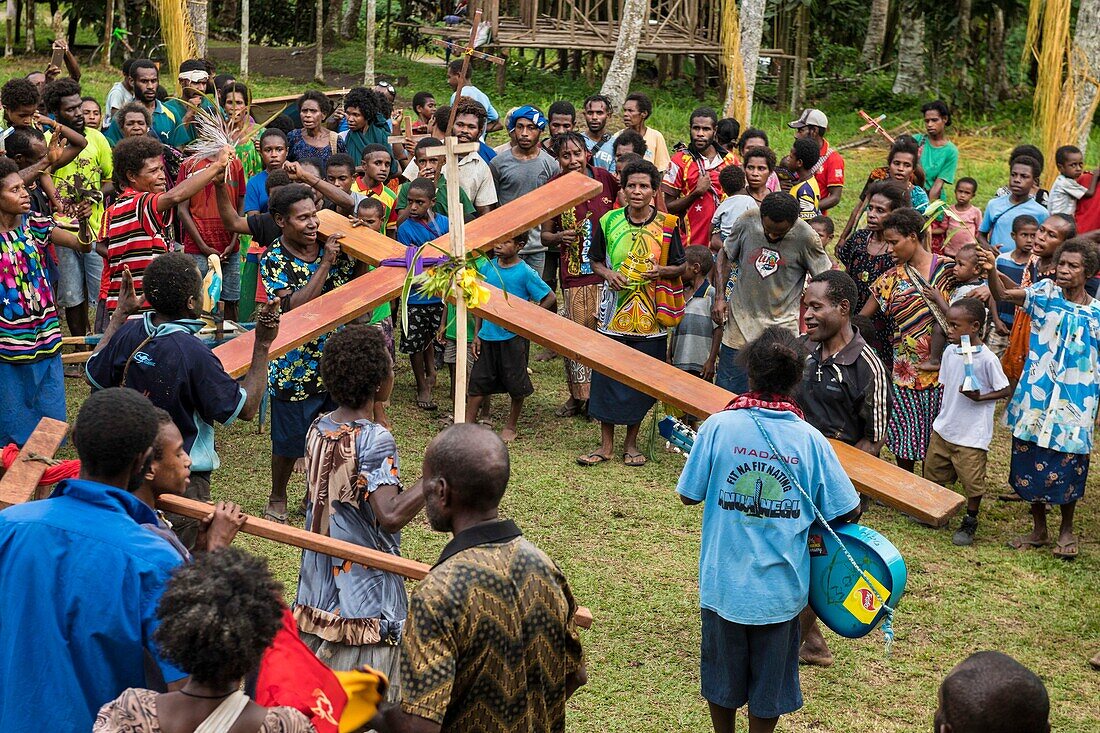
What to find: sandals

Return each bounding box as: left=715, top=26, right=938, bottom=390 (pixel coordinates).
left=263, top=505, right=289, bottom=524
left=416, top=399, right=439, bottom=411
left=1053, top=538, right=1079, bottom=560
left=1006, top=535, right=1048, bottom=550
left=576, top=452, right=611, bottom=466
left=623, top=452, right=647, bottom=467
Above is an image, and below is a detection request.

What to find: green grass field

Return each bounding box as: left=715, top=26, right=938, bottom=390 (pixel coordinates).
left=8, top=43, right=1100, bottom=732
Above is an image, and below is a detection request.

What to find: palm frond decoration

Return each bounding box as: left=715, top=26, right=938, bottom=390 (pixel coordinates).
left=177, top=95, right=288, bottom=163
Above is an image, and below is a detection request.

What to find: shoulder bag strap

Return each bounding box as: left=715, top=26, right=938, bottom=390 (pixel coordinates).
left=194, top=690, right=250, bottom=733
left=903, top=262, right=951, bottom=333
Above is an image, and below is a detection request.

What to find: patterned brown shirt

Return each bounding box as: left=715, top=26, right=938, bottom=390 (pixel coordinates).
left=400, top=520, right=584, bottom=732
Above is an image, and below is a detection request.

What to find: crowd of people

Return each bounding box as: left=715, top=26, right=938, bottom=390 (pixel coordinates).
left=0, top=49, right=1095, bottom=733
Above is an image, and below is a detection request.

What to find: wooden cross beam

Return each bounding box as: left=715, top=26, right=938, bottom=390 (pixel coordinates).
left=858, top=110, right=896, bottom=144
left=430, top=37, right=506, bottom=65
left=0, top=420, right=593, bottom=628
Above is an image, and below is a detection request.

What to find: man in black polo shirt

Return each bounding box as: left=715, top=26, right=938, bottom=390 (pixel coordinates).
left=798, top=269, right=891, bottom=667
left=385, top=423, right=586, bottom=733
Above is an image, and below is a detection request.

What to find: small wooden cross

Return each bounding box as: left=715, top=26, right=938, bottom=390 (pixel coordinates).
left=959, top=334, right=979, bottom=392
left=858, top=110, right=896, bottom=144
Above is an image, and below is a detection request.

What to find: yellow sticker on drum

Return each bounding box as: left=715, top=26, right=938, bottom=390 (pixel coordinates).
left=841, top=573, right=891, bottom=624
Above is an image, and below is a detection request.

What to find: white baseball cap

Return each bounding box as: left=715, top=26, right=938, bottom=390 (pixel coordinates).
left=788, top=109, right=829, bottom=129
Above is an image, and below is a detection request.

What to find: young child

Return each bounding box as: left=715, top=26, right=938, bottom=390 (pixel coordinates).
left=467, top=233, right=556, bottom=442
left=978, top=155, right=1048, bottom=252
left=353, top=143, right=398, bottom=234
left=990, top=215, right=1038, bottom=355
left=710, top=165, right=755, bottom=251
left=946, top=177, right=982, bottom=254
left=671, top=246, right=721, bottom=426
left=324, top=153, right=357, bottom=214
left=295, top=324, right=424, bottom=694
left=808, top=215, right=835, bottom=251
left=244, top=128, right=288, bottom=215
left=1047, top=144, right=1100, bottom=217
left=950, top=244, right=1004, bottom=333
left=788, top=137, right=823, bottom=220
left=924, top=298, right=1011, bottom=545
left=396, top=178, right=448, bottom=411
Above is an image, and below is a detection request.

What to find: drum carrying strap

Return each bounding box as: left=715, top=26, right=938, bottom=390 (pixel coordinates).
left=746, top=410, right=897, bottom=655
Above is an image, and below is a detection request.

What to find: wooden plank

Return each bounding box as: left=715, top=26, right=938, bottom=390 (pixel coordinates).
left=215, top=172, right=604, bottom=376
left=0, top=418, right=69, bottom=508
left=157, top=494, right=593, bottom=629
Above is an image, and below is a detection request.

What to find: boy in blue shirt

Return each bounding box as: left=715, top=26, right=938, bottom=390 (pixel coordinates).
left=978, top=155, right=1048, bottom=252
left=243, top=128, right=288, bottom=215
left=466, top=233, right=556, bottom=442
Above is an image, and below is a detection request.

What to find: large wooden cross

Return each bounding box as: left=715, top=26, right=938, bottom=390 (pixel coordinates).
left=213, top=172, right=964, bottom=527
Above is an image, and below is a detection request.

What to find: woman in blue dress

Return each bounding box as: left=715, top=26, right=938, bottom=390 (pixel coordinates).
left=982, top=238, right=1100, bottom=560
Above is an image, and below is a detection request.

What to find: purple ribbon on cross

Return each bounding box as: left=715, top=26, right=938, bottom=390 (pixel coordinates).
left=380, top=247, right=450, bottom=273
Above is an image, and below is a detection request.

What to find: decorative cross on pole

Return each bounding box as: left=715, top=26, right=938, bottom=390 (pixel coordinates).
left=858, top=110, right=896, bottom=144
left=959, top=334, right=979, bottom=392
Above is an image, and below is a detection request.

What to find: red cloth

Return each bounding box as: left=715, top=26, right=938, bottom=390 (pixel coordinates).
left=723, top=391, right=805, bottom=420
left=177, top=156, right=245, bottom=256
left=254, top=609, right=347, bottom=733
left=1075, top=172, right=1100, bottom=236
left=1, top=444, right=81, bottom=485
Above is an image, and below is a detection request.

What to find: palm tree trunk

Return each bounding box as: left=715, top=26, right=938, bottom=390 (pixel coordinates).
left=861, top=0, right=889, bottom=67
left=892, top=6, right=926, bottom=95
left=599, top=0, right=646, bottom=109
left=189, top=0, right=209, bottom=57
left=341, top=0, right=362, bottom=39
left=1075, top=0, right=1100, bottom=150
left=217, top=0, right=238, bottom=29
left=738, top=0, right=766, bottom=125
left=362, top=0, right=375, bottom=84
left=957, top=0, right=971, bottom=57
left=985, top=5, right=1007, bottom=104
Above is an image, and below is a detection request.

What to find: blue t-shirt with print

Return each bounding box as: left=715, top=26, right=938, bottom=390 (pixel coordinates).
left=676, top=408, right=860, bottom=625
left=475, top=258, right=551, bottom=342
left=979, top=195, right=1048, bottom=252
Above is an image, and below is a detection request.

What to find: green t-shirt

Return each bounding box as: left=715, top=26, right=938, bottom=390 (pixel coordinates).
left=914, top=135, right=959, bottom=199
left=366, top=265, right=392, bottom=323
left=49, top=128, right=113, bottom=235
left=396, top=177, right=475, bottom=219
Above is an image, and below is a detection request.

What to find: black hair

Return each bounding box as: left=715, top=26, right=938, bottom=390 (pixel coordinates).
left=1012, top=214, right=1039, bottom=233
left=447, top=58, right=469, bottom=77
left=759, top=191, right=800, bottom=224
left=881, top=207, right=925, bottom=238
left=887, top=134, right=920, bottom=164
left=718, top=165, right=745, bottom=195
left=616, top=152, right=644, bottom=169
left=296, top=158, right=322, bottom=177
left=296, top=89, right=334, bottom=116
left=73, top=387, right=159, bottom=479
left=738, top=325, right=805, bottom=395
left=716, top=118, right=740, bottom=148
left=214, top=73, right=236, bottom=96
left=583, top=94, right=612, bottom=112
left=0, top=157, right=21, bottom=180
left=425, top=423, right=510, bottom=511
left=550, top=130, right=588, bottom=158
left=939, top=651, right=1049, bottom=733
left=155, top=548, right=284, bottom=689
left=115, top=100, right=151, bottom=130
left=361, top=143, right=391, bottom=160
left=150, top=408, right=176, bottom=461
left=689, top=106, right=719, bottom=128
left=808, top=215, right=835, bottom=237
left=620, top=159, right=662, bottom=190
left=144, top=253, right=202, bottom=318
left=356, top=196, right=386, bottom=216
left=219, top=80, right=250, bottom=106
left=1013, top=155, right=1042, bottom=181
left=80, top=95, right=101, bottom=109
left=949, top=296, right=986, bottom=326
left=1055, top=144, right=1082, bottom=166
left=268, top=114, right=295, bottom=134
left=624, top=92, right=653, bottom=117
left=121, top=58, right=136, bottom=76
left=452, top=97, right=487, bottom=128
left=956, top=176, right=978, bottom=192
left=112, top=135, right=165, bottom=188
left=865, top=180, right=908, bottom=211
left=129, top=59, right=159, bottom=80
left=737, top=127, right=770, bottom=154
left=742, top=145, right=777, bottom=171
left=178, top=58, right=207, bottom=74
left=4, top=126, right=45, bottom=161
left=321, top=324, right=390, bottom=408
left=265, top=169, right=291, bottom=192
left=955, top=242, right=980, bottom=260
left=792, top=137, right=819, bottom=170
left=1048, top=212, right=1078, bottom=239
left=547, top=100, right=576, bottom=121
left=415, top=137, right=444, bottom=152
left=684, top=244, right=713, bottom=275
left=613, top=129, right=647, bottom=157
left=1055, top=237, right=1100, bottom=276
left=920, top=99, right=951, bottom=125
left=809, top=270, right=858, bottom=309
left=324, top=152, right=355, bottom=174
left=411, top=90, right=435, bottom=111
left=1, top=78, right=39, bottom=111
left=259, top=127, right=287, bottom=146
left=42, top=78, right=81, bottom=115
left=344, top=86, right=389, bottom=122
left=269, top=183, right=315, bottom=217
left=433, top=104, right=452, bottom=132
left=408, top=177, right=436, bottom=199
left=1008, top=144, right=1044, bottom=171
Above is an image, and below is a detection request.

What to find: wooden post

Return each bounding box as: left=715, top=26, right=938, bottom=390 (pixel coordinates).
left=363, top=0, right=376, bottom=85
left=100, top=0, right=114, bottom=64
left=445, top=136, right=468, bottom=423
left=240, top=0, right=249, bottom=79
left=314, top=0, right=324, bottom=83
left=6, top=0, right=16, bottom=58
left=22, top=0, right=32, bottom=54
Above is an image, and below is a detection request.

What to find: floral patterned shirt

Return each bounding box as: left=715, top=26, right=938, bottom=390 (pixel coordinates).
left=261, top=239, right=355, bottom=401
left=1008, top=280, right=1100, bottom=454
left=0, top=213, right=61, bottom=363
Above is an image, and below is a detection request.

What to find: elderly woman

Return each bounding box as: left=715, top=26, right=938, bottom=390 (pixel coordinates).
left=114, top=101, right=184, bottom=184
left=94, top=548, right=315, bottom=731
left=982, top=238, right=1100, bottom=560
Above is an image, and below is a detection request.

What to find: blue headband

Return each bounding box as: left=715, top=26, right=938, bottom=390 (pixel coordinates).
left=507, top=105, right=546, bottom=132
